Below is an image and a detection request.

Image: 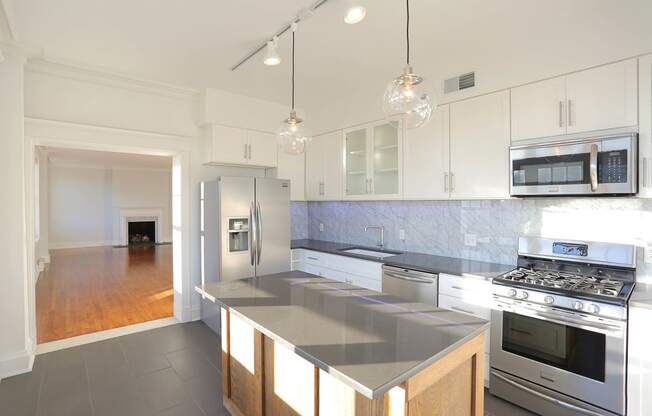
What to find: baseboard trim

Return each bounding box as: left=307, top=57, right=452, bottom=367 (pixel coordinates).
left=48, top=241, right=115, bottom=250
left=36, top=316, right=179, bottom=355
left=0, top=347, right=35, bottom=381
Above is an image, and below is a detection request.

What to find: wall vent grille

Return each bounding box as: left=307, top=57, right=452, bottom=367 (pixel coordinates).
left=444, top=72, right=476, bottom=94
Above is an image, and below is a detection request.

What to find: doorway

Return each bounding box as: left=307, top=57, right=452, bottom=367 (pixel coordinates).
left=24, top=120, right=192, bottom=351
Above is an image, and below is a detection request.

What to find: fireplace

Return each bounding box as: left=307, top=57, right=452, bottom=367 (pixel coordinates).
left=128, top=221, right=156, bottom=245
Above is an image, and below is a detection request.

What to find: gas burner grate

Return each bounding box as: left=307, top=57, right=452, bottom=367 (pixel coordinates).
left=499, top=267, right=625, bottom=298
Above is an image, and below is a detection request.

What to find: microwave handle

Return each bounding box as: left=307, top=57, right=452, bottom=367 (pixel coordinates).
left=589, top=144, right=598, bottom=192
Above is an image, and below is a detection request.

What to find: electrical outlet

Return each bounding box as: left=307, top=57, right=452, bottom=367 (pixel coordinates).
left=399, top=229, right=406, bottom=241
left=464, top=233, right=477, bottom=247
left=646, top=244, right=652, bottom=264
left=319, top=223, right=324, bottom=232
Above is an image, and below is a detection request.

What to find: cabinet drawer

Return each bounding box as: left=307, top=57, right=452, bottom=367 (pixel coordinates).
left=301, top=250, right=382, bottom=281
left=291, top=249, right=305, bottom=262
left=438, top=294, right=491, bottom=320
left=439, top=274, right=491, bottom=302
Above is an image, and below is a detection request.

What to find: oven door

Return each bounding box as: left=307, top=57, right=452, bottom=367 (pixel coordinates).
left=491, top=300, right=626, bottom=415
left=510, top=135, right=636, bottom=196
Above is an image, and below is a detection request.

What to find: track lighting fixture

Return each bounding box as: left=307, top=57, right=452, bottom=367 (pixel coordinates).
left=263, top=36, right=281, bottom=66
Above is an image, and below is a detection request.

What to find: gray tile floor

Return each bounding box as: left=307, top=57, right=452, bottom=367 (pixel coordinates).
left=0, top=321, right=535, bottom=416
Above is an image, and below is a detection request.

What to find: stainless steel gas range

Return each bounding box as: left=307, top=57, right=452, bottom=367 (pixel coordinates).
left=490, top=237, right=636, bottom=416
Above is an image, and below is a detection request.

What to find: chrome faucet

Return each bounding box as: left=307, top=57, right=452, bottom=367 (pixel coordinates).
left=364, top=225, right=385, bottom=248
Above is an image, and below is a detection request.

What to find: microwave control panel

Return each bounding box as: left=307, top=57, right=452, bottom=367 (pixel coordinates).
left=598, top=150, right=628, bottom=183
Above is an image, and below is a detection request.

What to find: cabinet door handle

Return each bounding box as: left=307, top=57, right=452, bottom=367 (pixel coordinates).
left=307, top=256, right=319, bottom=261
left=451, top=285, right=464, bottom=291
left=444, top=172, right=449, bottom=192
left=450, top=172, right=455, bottom=192
left=244, top=144, right=248, bottom=159
left=558, top=101, right=564, bottom=127
left=567, top=99, right=573, bottom=127
left=247, top=144, right=251, bottom=160
left=369, top=178, right=374, bottom=194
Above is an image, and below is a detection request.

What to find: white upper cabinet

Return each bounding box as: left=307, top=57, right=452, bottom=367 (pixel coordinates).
left=404, top=105, right=451, bottom=199
left=511, top=76, right=567, bottom=141
left=247, top=130, right=277, bottom=167
left=204, top=124, right=248, bottom=165
left=450, top=90, right=511, bottom=199
left=306, top=131, right=342, bottom=200
left=566, top=59, right=638, bottom=134
left=511, top=59, right=638, bottom=141
left=276, top=149, right=305, bottom=201
left=203, top=125, right=277, bottom=168
left=639, top=54, right=652, bottom=198
left=343, top=121, right=402, bottom=199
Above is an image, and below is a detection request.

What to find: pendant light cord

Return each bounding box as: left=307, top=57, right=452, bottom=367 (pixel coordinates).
left=406, top=0, right=410, bottom=65
left=291, top=28, right=296, bottom=110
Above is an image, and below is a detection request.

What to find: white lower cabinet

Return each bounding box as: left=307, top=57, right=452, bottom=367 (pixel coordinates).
left=627, top=305, right=652, bottom=416
left=438, top=274, right=492, bottom=386
left=291, top=249, right=382, bottom=292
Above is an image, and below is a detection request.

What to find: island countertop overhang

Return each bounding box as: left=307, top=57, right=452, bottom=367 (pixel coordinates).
left=196, top=271, right=489, bottom=399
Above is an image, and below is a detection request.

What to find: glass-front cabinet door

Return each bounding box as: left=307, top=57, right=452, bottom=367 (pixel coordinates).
left=372, top=123, right=400, bottom=196
left=343, top=122, right=402, bottom=199
left=344, top=128, right=369, bottom=196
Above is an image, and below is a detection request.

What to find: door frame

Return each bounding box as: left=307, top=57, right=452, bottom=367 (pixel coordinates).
left=23, top=117, right=195, bottom=349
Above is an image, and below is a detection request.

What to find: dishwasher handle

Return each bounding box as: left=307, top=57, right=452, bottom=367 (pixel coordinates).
left=383, top=271, right=436, bottom=284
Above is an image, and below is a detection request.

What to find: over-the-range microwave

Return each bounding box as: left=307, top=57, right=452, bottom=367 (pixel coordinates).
left=510, top=133, right=637, bottom=196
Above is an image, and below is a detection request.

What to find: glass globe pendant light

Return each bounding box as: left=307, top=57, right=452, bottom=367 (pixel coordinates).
left=382, top=0, right=434, bottom=129
left=277, top=23, right=311, bottom=155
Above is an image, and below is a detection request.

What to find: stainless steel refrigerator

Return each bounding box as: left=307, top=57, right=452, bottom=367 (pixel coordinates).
left=199, top=176, right=291, bottom=334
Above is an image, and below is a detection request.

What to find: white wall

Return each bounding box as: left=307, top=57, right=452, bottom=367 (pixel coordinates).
left=0, top=49, right=31, bottom=379
left=48, top=165, right=172, bottom=248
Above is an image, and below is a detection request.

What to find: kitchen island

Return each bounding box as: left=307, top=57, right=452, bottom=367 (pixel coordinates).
left=196, top=271, right=489, bottom=416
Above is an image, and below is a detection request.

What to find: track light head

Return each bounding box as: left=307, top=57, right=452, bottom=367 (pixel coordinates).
left=344, top=5, right=366, bottom=24
left=263, top=37, right=281, bottom=66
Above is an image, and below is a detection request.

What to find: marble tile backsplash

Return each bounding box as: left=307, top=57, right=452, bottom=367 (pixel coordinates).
left=291, top=198, right=652, bottom=280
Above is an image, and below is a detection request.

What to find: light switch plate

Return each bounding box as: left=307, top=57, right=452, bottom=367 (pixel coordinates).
left=464, top=233, right=477, bottom=247
left=319, top=223, right=324, bottom=232
left=399, top=229, right=406, bottom=241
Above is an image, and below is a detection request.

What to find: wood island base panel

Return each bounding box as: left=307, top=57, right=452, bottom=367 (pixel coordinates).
left=220, top=307, right=486, bottom=416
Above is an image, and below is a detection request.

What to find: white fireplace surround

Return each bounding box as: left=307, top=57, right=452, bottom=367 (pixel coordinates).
left=119, top=208, right=163, bottom=246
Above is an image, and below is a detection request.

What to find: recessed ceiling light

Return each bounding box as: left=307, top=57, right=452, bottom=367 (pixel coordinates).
left=263, top=37, right=281, bottom=66
left=344, top=5, right=366, bottom=24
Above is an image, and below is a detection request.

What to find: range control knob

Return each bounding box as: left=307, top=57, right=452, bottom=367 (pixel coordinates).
left=507, top=289, right=517, bottom=297
left=572, top=301, right=584, bottom=311
left=544, top=296, right=554, bottom=305
left=520, top=291, right=529, bottom=300
left=587, top=304, right=600, bottom=314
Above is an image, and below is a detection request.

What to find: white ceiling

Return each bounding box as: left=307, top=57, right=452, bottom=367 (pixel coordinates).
left=11, top=0, right=652, bottom=129
left=46, top=147, right=172, bottom=170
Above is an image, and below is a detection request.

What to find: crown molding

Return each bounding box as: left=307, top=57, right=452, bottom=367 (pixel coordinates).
left=25, top=57, right=201, bottom=101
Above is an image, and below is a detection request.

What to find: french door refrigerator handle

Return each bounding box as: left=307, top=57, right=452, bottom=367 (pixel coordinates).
left=256, top=202, right=262, bottom=265
left=249, top=202, right=256, bottom=266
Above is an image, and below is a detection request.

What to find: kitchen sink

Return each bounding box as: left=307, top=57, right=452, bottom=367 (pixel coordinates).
left=339, top=248, right=401, bottom=258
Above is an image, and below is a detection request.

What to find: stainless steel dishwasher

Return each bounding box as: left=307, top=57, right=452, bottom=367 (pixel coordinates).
left=381, top=265, right=438, bottom=305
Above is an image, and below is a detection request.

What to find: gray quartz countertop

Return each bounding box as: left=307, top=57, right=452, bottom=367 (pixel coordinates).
left=291, top=239, right=513, bottom=280
left=631, top=282, right=652, bottom=309
left=197, top=271, right=489, bottom=399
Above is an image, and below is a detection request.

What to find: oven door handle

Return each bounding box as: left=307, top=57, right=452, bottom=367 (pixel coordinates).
left=495, top=302, right=625, bottom=336
left=491, top=371, right=606, bottom=416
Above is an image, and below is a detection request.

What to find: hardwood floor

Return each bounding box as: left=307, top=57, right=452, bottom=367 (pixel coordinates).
left=36, top=244, right=173, bottom=343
